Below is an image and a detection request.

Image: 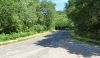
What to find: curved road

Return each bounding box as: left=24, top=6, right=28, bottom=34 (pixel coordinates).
left=0, top=30, right=100, bottom=58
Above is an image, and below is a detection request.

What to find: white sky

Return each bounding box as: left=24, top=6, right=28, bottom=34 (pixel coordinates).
left=52, top=0, right=68, bottom=3
left=51, top=0, right=68, bottom=11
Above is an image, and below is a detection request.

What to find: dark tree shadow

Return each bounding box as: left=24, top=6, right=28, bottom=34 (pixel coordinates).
left=35, top=30, right=100, bottom=57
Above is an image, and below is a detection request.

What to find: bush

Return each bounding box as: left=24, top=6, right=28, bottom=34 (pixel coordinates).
left=0, top=31, right=37, bottom=42
left=33, top=25, right=47, bottom=33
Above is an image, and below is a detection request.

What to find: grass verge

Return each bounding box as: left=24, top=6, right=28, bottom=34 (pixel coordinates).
left=0, top=31, right=51, bottom=45
left=70, top=30, right=100, bottom=46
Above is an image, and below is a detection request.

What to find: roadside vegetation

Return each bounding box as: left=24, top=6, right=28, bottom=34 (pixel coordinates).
left=0, top=0, right=99, bottom=45
left=65, top=0, right=100, bottom=45
left=0, top=0, right=70, bottom=42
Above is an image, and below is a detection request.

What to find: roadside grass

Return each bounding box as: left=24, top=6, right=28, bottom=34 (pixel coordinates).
left=0, top=31, right=51, bottom=45
left=0, top=32, right=36, bottom=42
left=70, top=30, right=100, bottom=46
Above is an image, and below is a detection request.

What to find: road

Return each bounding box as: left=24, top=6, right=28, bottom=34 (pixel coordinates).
left=0, top=30, right=100, bottom=58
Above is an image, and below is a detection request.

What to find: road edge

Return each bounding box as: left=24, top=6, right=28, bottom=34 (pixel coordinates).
left=0, top=31, right=52, bottom=45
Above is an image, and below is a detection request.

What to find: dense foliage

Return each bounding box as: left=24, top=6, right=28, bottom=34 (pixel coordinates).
left=66, top=0, right=100, bottom=41
left=0, top=0, right=71, bottom=42
left=0, top=0, right=39, bottom=33
left=0, top=0, right=57, bottom=41
left=54, top=11, right=73, bottom=30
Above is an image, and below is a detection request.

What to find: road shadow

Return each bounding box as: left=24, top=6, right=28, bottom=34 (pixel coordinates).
left=35, top=30, right=100, bottom=57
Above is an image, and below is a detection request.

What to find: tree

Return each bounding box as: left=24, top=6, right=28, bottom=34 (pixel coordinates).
left=66, top=0, right=100, bottom=40
left=36, top=0, right=55, bottom=30
left=0, top=0, right=39, bottom=33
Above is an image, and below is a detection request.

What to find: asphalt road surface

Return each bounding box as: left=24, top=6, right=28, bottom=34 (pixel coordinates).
left=0, top=30, right=100, bottom=58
